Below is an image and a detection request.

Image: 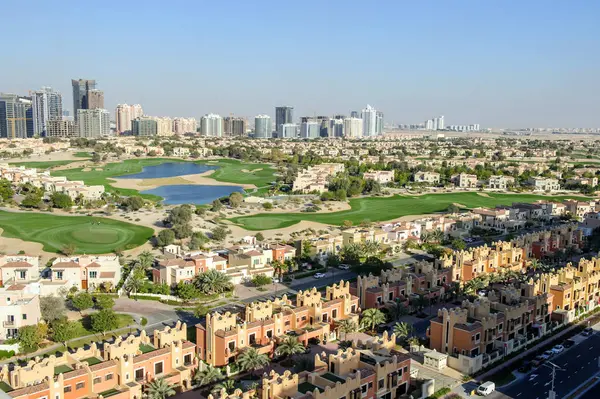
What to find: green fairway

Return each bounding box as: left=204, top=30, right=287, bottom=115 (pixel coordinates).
left=51, top=158, right=277, bottom=200
left=0, top=211, right=154, bottom=253
left=229, top=192, right=590, bottom=230
left=10, top=160, right=79, bottom=169
left=205, top=159, right=276, bottom=187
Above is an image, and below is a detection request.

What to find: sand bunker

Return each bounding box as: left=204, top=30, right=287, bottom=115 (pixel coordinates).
left=241, top=168, right=263, bottom=173
left=476, top=193, right=491, bottom=197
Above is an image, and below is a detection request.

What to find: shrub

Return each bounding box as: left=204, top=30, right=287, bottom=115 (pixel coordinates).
left=426, top=387, right=451, bottom=399
left=140, top=317, right=148, bottom=326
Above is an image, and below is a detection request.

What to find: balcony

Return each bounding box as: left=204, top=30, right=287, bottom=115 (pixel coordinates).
left=3, top=320, right=15, bottom=327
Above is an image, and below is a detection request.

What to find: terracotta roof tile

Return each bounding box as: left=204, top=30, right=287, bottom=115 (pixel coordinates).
left=8, top=381, right=49, bottom=398
left=133, top=347, right=170, bottom=364
left=53, top=261, right=80, bottom=268
left=89, top=359, right=118, bottom=372
left=99, top=272, right=115, bottom=278
left=1, top=261, right=33, bottom=269
left=63, top=368, right=88, bottom=379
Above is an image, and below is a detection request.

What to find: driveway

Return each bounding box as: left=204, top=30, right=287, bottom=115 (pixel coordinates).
left=114, top=297, right=199, bottom=332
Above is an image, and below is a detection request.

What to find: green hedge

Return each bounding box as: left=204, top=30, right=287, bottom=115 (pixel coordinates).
left=426, top=387, right=451, bottom=399
left=292, top=267, right=326, bottom=279
left=0, top=350, right=15, bottom=360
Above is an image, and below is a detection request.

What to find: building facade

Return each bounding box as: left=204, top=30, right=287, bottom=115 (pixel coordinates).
left=0, top=94, right=32, bottom=139
left=31, top=87, right=63, bottom=136
left=344, top=117, right=363, bottom=138
left=115, top=104, right=143, bottom=134
left=71, top=79, right=96, bottom=121
left=77, top=109, right=110, bottom=138
left=47, top=120, right=77, bottom=137
left=201, top=114, right=223, bottom=137
left=223, top=116, right=247, bottom=136
left=275, top=106, right=293, bottom=135
left=361, top=105, right=378, bottom=137
left=132, top=117, right=158, bottom=137
left=254, top=115, right=272, bottom=139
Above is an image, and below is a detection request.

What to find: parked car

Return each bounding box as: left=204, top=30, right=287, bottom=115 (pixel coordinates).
left=563, top=339, right=576, bottom=348
left=583, top=327, right=594, bottom=336
left=518, top=362, right=533, bottom=373
left=528, top=374, right=539, bottom=381
left=543, top=350, right=554, bottom=358
left=272, top=277, right=280, bottom=283
left=551, top=345, right=564, bottom=354
left=476, top=382, right=495, bottom=396
left=338, top=264, right=350, bottom=270
left=313, top=272, right=326, bottom=279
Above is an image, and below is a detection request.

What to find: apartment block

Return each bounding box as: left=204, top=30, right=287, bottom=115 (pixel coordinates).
left=196, top=282, right=359, bottom=366
left=0, top=322, right=196, bottom=399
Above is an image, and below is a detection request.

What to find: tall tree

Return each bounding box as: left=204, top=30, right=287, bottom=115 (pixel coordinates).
left=90, top=309, right=119, bottom=335
left=360, top=308, right=386, bottom=332
left=193, top=364, right=224, bottom=386
left=236, top=348, right=270, bottom=376
left=40, top=296, right=66, bottom=323
left=52, top=319, right=79, bottom=348
left=72, top=292, right=94, bottom=314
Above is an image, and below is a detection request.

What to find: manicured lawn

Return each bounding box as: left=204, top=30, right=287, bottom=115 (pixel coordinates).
left=10, top=160, right=79, bottom=169
left=82, top=356, right=102, bottom=365
left=51, top=158, right=277, bottom=200
left=54, top=365, right=73, bottom=375
left=0, top=210, right=153, bottom=253
left=0, top=381, right=13, bottom=392
left=229, top=192, right=589, bottom=230
left=139, top=343, right=156, bottom=353
left=74, top=151, right=92, bottom=158
left=205, top=159, right=276, bottom=187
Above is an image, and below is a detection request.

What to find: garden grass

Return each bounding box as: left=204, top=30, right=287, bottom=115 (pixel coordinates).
left=0, top=211, right=153, bottom=253
left=10, top=160, right=79, bottom=169
left=229, top=192, right=589, bottom=230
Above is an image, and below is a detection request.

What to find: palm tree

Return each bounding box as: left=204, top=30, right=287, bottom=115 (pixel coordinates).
left=407, top=336, right=420, bottom=347
left=336, top=319, right=359, bottom=340
left=194, top=270, right=233, bottom=295
left=193, top=364, right=224, bottom=387
left=125, top=269, right=145, bottom=297
left=213, top=380, right=236, bottom=395
left=392, top=322, right=412, bottom=341
left=361, top=240, right=382, bottom=258
left=530, top=258, right=541, bottom=272
left=431, top=229, right=444, bottom=243
left=420, top=232, right=432, bottom=244
left=145, top=377, right=176, bottom=399
left=360, top=308, right=386, bottom=333
left=386, top=300, right=408, bottom=322
left=276, top=336, right=306, bottom=362
left=138, top=251, right=154, bottom=268
left=236, top=348, right=270, bottom=377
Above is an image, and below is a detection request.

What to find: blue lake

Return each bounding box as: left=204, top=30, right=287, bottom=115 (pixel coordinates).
left=141, top=185, right=245, bottom=205
left=120, top=162, right=217, bottom=179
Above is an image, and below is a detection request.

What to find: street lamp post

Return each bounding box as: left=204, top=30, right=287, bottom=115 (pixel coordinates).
left=543, top=361, right=564, bottom=399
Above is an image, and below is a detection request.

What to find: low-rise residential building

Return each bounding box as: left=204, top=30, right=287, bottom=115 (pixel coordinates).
left=363, top=170, right=394, bottom=184
left=49, top=256, right=121, bottom=291
left=412, top=171, right=440, bottom=185
left=0, top=283, right=41, bottom=341
left=258, top=341, right=411, bottom=399
left=487, top=175, right=515, bottom=190
left=452, top=173, right=478, bottom=188
left=0, top=322, right=196, bottom=399
left=528, top=177, right=560, bottom=192
left=292, top=163, right=345, bottom=193
left=566, top=176, right=598, bottom=187
left=196, top=282, right=359, bottom=366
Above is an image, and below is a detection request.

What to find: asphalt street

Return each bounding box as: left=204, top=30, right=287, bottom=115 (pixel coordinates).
left=455, top=324, right=600, bottom=399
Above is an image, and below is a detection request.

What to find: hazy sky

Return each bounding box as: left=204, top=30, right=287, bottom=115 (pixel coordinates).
left=1, top=0, right=599, bottom=128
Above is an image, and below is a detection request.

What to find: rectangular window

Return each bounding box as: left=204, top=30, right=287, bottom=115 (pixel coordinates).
left=93, top=377, right=102, bottom=384
left=105, top=374, right=113, bottom=381
left=22, top=314, right=27, bottom=320
left=64, top=386, right=72, bottom=393
left=184, top=354, right=192, bottom=365
left=76, top=382, right=85, bottom=390
left=378, top=379, right=384, bottom=390
left=154, top=362, right=163, bottom=375
left=89, top=271, right=98, bottom=279
left=56, top=271, right=63, bottom=280
left=18, top=271, right=26, bottom=279
left=135, top=368, right=144, bottom=381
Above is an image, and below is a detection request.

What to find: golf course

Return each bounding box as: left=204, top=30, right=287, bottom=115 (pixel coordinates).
left=50, top=158, right=276, bottom=199
left=228, top=192, right=588, bottom=230
left=0, top=211, right=154, bottom=254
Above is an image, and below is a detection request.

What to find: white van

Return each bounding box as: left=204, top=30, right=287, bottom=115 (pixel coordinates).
left=477, top=381, right=496, bottom=396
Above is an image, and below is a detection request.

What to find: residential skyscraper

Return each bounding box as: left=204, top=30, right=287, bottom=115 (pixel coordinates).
left=224, top=116, right=247, bottom=136
left=332, top=119, right=344, bottom=137
left=132, top=117, right=158, bottom=137
left=350, top=111, right=359, bottom=118
left=254, top=115, right=272, bottom=139
left=71, top=79, right=96, bottom=120
left=376, top=111, right=384, bottom=135
left=300, top=121, right=320, bottom=139
left=87, top=89, right=104, bottom=109
left=77, top=109, right=110, bottom=138
left=0, top=94, right=32, bottom=139
left=47, top=120, right=76, bottom=138
left=281, top=123, right=298, bottom=138
left=200, top=113, right=223, bottom=136
left=343, top=117, right=363, bottom=138
left=424, top=116, right=445, bottom=131
left=361, top=104, right=378, bottom=137
left=115, top=104, right=144, bottom=134
left=275, top=106, right=293, bottom=134
left=173, top=118, right=197, bottom=134
left=31, top=87, right=63, bottom=136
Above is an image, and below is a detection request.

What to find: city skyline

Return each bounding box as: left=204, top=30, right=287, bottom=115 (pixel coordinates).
left=0, top=1, right=598, bottom=127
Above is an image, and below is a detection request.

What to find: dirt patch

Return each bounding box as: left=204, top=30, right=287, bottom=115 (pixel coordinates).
left=477, top=193, right=491, bottom=197
left=453, top=202, right=467, bottom=208
left=241, top=168, right=263, bottom=173
left=0, top=228, right=56, bottom=264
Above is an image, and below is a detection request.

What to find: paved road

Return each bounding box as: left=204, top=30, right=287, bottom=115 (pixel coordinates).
left=579, top=378, right=600, bottom=399
left=455, top=324, right=600, bottom=399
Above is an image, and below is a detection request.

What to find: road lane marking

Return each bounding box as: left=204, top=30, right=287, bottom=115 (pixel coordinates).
left=545, top=382, right=551, bottom=386
left=577, top=354, right=581, bottom=358
left=560, top=381, right=563, bottom=383
left=516, top=393, right=522, bottom=397
left=533, top=382, right=538, bottom=386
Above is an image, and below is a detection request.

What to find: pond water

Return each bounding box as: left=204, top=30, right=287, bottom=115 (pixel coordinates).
left=140, top=184, right=245, bottom=205
left=120, top=162, right=217, bottom=179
